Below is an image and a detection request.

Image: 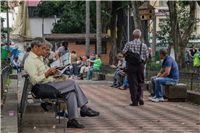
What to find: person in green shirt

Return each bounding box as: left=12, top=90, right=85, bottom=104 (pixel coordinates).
left=86, top=54, right=102, bottom=81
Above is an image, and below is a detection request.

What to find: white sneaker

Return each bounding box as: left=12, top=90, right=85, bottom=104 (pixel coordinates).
left=151, top=97, right=164, bottom=102
left=148, top=96, right=156, bottom=101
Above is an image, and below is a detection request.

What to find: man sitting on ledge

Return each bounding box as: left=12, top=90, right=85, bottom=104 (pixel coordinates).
left=24, top=39, right=99, bottom=128
left=149, top=49, right=179, bottom=102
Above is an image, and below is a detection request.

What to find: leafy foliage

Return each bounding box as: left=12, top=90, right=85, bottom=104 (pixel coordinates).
left=1, top=28, right=13, bottom=40
left=156, top=1, right=197, bottom=48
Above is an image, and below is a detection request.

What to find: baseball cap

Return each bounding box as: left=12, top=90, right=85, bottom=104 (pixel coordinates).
left=91, top=52, right=95, bottom=55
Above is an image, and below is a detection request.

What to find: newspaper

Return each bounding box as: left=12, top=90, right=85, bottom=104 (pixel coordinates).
left=50, top=53, right=71, bottom=68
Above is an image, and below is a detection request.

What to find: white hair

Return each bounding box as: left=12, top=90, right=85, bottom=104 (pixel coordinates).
left=133, top=29, right=141, bottom=37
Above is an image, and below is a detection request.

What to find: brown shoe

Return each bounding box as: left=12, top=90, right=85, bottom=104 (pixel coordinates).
left=118, top=86, right=126, bottom=90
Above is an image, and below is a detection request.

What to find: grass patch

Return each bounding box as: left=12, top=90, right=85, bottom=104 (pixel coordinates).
left=6, top=78, right=12, bottom=84
left=107, top=73, right=114, bottom=76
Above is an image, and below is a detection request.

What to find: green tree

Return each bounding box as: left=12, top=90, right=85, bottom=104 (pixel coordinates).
left=167, top=1, right=196, bottom=70
left=157, top=1, right=197, bottom=48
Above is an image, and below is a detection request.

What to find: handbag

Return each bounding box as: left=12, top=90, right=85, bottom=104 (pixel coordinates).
left=125, top=42, right=142, bottom=65
left=31, top=84, right=62, bottom=99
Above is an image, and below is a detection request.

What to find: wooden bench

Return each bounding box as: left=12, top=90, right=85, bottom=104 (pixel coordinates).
left=148, top=82, right=187, bottom=102
left=20, top=70, right=67, bottom=132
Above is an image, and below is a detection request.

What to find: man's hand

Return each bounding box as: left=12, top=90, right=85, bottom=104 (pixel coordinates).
left=153, top=77, right=157, bottom=83
left=45, top=68, right=57, bottom=78
left=119, top=70, right=123, bottom=73
left=110, top=65, right=116, bottom=68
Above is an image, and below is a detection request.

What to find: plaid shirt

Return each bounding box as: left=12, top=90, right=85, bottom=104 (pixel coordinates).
left=122, top=39, right=148, bottom=61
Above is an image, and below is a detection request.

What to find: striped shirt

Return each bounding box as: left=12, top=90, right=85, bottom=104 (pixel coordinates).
left=122, top=39, right=148, bottom=61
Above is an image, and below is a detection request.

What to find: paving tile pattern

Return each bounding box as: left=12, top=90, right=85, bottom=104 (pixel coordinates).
left=18, top=81, right=200, bottom=133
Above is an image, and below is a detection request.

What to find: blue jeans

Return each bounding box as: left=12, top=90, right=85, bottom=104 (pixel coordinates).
left=151, top=76, right=177, bottom=98
left=70, top=64, right=78, bottom=76
left=86, top=68, right=97, bottom=80
left=122, top=75, right=129, bottom=88
left=13, top=66, right=21, bottom=73
left=113, top=68, right=121, bottom=84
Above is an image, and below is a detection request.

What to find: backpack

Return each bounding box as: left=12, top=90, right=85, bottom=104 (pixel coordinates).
left=31, top=84, right=63, bottom=99
left=125, top=42, right=142, bottom=65
left=193, top=52, right=200, bottom=67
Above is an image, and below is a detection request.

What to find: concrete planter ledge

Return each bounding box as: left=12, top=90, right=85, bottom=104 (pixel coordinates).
left=1, top=79, right=18, bottom=133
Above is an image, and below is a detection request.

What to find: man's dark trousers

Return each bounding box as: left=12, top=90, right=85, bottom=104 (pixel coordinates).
left=127, top=62, right=144, bottom=104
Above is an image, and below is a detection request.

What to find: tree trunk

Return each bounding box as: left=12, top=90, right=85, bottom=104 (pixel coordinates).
left=109, top=1, right=117, bottom=64
left=168, top=1, right=196, bottom=70
left=131, top=1, right=144, bottom=43
left=96, top=1, right=102, bottom=55
left=85, top=1, right=90, bottom=57
left=117, top=8, right=124, bottom=53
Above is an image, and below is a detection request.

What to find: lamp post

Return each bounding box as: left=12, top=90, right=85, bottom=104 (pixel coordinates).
left=6, top=1, right=10, bottom=63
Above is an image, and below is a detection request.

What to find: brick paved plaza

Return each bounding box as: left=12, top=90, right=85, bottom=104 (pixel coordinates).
left=17, top=77, right=200, bottom=133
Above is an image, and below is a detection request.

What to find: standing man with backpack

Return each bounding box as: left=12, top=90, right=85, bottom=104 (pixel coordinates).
left=122, top=29, right=148, bottom=106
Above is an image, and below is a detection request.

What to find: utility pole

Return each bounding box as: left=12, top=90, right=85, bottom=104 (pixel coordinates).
left=7, top=1, right=10, bottom=63
left=85, top=1, right=90, bottom=57
left=127, top=5, right=130, bottom=42
left=152, top=15, right=156, bottom=62
left=42, top=16, right=44, bottom=39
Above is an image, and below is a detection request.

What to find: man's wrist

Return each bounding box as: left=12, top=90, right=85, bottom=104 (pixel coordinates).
left=45, top=73, right=49, bottom=78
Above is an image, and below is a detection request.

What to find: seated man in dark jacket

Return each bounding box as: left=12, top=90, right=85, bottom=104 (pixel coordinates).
left=114, top=62, right=128, bottom=88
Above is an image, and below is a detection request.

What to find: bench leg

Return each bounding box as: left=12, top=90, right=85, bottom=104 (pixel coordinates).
left=64, top=103, right=66, bottom=132
left=59, top=102, right=61, bottom=123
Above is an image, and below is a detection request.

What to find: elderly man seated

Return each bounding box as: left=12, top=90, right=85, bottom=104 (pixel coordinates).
left=110, top=53, right=126, bottom=87
left=24, top=39, right=99, bottom=128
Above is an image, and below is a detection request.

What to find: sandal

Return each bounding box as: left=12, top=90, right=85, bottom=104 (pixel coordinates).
left=118, top=86, right=126, bottom=90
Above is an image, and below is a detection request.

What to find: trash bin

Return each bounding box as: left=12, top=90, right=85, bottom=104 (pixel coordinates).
left=1, top=46, right=7, bottom=59
left=156, top=50, right=160, bottom=61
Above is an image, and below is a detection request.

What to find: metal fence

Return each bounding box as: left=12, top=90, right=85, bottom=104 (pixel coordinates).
left=101, top=63, right=200, bottom=93
left=1, top=65, right=12, bottom=98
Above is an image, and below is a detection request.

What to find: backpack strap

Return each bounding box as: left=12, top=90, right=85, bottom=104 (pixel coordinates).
left=140, top=42, right=142, bottom=55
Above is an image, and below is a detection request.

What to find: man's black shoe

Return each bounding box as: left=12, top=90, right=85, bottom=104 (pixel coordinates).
left=129, top=103, right=138, bottom=106
left=111, top=84, right=116, bottom=87
left=114, top=84, right=121, bottom=88
left=80, top=108, right=100, bottom=117
left=41, top=102, right=52, bottom=111
left=139, top=98, right=144, bottom=105
left=67, top=119, right=85, bottom=128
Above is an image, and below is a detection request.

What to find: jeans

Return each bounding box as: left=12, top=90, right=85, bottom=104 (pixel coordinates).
left=13, top=66, right=22, bottom=73
left=151, top=76, right=177, bottom=98
left=113, top=68, right=121, bottom=84
left=70, top=64, right=78, bottom=76
left=122, top=76, right=129, bottom=88
left=86, top=68, right=97, bottom=80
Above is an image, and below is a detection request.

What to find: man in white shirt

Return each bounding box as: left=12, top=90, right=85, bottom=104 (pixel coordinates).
left=12, top=57, right=22, bottom=73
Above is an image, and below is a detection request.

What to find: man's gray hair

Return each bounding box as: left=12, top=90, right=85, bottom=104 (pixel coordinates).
left=117, top=53, right=123, bottom=58
left=30, top=40, right=42, bottom=48
left=133, top=29, right=141, bottom=37
left=45, top=40, right=52, bottom=49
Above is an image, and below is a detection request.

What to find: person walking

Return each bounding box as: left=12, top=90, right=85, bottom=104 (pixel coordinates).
left=122, top=29, right=148, bottom=106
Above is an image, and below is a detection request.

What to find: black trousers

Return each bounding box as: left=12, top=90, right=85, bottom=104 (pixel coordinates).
left=127, top=62, right=144, bottom=104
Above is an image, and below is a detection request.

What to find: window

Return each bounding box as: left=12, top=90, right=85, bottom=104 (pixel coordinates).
left=159, top=1, right=167, bottom=7
left=101, top=42, right=107, bottom=54
left=28, top=7, right=39, bottom=18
